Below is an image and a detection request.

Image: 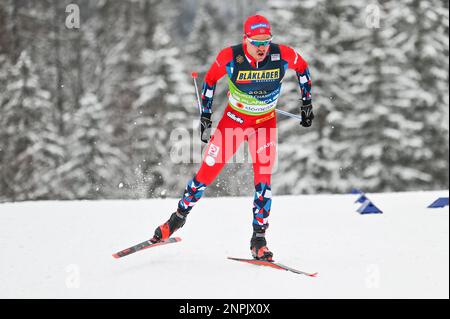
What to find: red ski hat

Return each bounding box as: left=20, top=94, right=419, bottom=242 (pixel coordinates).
left=244, top=15, right=272, bottom=38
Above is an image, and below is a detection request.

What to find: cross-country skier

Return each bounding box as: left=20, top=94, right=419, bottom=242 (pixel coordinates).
left=150, top=15, right=313, bottom=261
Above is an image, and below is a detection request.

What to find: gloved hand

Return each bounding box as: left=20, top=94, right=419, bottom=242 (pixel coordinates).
left=300, top=102, right=314, bottom=127
left=200, top=113, right=212, bottom=143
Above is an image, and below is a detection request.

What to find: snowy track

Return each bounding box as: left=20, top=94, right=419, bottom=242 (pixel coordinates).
left=0, top=191, right=448, bottom=298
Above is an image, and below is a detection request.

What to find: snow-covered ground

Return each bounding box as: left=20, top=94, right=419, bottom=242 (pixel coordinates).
left=0, top=191, right=448, bottom=299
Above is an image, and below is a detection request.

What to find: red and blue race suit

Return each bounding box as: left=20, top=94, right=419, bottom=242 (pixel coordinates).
left=178, top=41, right=312, bottom=232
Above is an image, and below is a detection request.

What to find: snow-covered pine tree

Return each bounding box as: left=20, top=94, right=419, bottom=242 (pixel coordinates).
left=0, top=53, right=11, bottom=202
left=61, top=92, right=126, bottom=199
left=335, top=0, right=413, bottom=192
left=265, top=0, right=351, bottom=194
left=129, top=0, right=194, bottom=198
left=342, top=0, right=449, bottom=192
left=0, top=51, right=63, bottom=201
left=86, top=0, right=149, bottom=199
left=388, top=0, right=449, bottom=190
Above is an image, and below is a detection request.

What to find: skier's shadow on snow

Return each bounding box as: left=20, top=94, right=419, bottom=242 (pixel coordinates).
left=112, top=258, right=173, bottom=275
left=112, top=254, right=197, bottom=275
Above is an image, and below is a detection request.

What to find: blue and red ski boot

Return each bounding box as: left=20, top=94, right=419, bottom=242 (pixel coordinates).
left=250, top=231, right=274, bottom=261
left=150, top=209, right=187, bottom=243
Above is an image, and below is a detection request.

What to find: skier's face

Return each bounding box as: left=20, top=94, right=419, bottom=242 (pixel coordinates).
left=245, top=34, right=272, bottom=62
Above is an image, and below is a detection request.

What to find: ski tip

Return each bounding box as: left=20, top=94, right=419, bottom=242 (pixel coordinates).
left=308, top=272, right=319, bottom=277
left=171, top=237, right=182, bottom=242
left=112, top=253, right=120, bottom=259
left=227, top=256, right=244, bottom=261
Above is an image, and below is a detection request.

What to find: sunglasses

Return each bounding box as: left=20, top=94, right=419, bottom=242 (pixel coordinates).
left=246, top=36, right=273, bottom=47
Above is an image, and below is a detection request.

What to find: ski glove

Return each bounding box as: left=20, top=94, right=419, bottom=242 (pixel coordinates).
left=300, top=102, right=314, bottom=127
left=200, top=113, right=212, bottom=143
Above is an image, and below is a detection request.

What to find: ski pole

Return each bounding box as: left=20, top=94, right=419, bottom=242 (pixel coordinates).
left=275, top=108, right=303, bottom=121
left=191, top=72, right=202, bottom=116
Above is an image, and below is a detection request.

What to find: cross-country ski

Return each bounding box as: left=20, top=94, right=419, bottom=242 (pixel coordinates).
left=227, top=257, right=318, bottom=277
left=112, top=237, right=182, bottom=259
